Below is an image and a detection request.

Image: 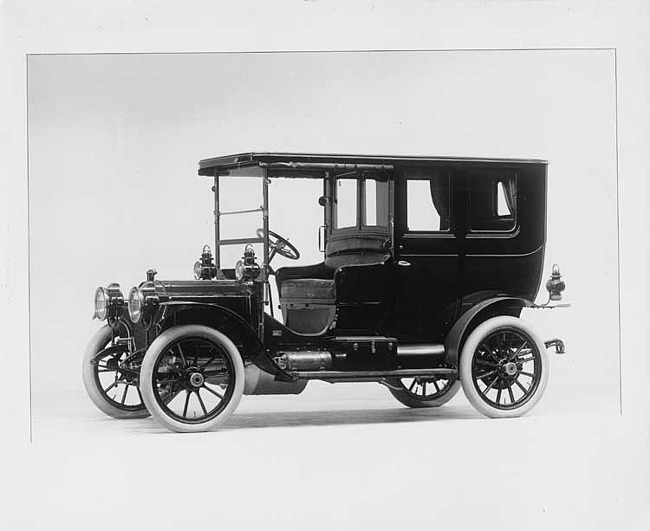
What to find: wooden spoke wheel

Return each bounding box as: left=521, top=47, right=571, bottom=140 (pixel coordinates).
left=140, top=325, right=244, bottom=433
left=82, top=324, right=150, bottom=419
left=460, top=316, right=549, bottom=418
left=386, top=374, right=461, bottom=408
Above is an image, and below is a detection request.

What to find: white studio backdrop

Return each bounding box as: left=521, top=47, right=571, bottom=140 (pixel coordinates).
left=28, top=50, right=618, bottom=415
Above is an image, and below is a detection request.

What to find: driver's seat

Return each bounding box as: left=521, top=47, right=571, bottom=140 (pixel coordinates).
left=278, top=277, right=336, bottom=334
left=280, top=278, right=336, bottom=301
left=276, top=232, right=388, bottom=334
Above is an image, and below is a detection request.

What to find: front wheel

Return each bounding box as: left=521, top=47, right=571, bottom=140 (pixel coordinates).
left=140, top=325, right=245, bottom=433
left=82, top=324, right=150, bottom=419
left=460, top=316, right=549, bottom=418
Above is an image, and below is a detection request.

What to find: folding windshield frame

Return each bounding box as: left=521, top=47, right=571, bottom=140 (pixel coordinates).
left=206, top=160, right=395, bottom=277
left=211, top=165, right=270, bottom=281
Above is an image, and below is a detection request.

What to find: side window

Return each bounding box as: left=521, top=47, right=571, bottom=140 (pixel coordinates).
left=335, top=176, right=389, bottom=230
left=365, top=179, right=377, bottom=226
left=335, top=179, right=357, bottom=229
left=364, top=178, right=389, bottom=227
left=467, top=171, right=517, bottom=232
left=496, top=181, right=511, bottom=216
left=406, top=170, right=451, bottom=232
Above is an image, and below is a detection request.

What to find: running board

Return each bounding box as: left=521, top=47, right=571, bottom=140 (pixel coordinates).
left=327, top=338, right=445, bottom=357
left=291, top=367, right=457, bottom=381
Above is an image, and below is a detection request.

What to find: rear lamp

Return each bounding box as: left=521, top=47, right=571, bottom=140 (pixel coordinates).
left=545, top=264, right=566, bottom=301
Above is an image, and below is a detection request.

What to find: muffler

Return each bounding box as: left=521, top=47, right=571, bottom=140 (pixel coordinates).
left=274, top=350, right=333, bottom=372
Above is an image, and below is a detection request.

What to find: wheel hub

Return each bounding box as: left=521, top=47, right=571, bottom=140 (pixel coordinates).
left=189, top=372, right=204, bottom=388
left=503, top=362, right=518, bottom=376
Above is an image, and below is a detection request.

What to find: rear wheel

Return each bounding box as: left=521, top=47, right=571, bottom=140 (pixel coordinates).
left=460, top=316, right=548, bottom=418
left=140, top=325, right=245, bottom=433
left=386, top=375, right=461, bottom=408
left=82, top=324, right=150, bottom=419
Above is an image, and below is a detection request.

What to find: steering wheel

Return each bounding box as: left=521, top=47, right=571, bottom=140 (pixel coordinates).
left=256, top=228, right=300, bottom=261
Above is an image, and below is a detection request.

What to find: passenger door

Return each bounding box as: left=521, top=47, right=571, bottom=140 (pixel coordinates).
left=390, top=167, right=461, bottom=342
left=329, top=173, right=393, bottom=333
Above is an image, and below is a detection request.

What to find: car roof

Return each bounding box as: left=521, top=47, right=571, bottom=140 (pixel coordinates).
left=198, top=152, right=548, bottom=176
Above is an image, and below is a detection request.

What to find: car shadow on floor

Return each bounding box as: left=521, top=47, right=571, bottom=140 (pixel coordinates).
left=215, top=404, right=483, bottom=432
left=43, top=405, right=482, bottom=439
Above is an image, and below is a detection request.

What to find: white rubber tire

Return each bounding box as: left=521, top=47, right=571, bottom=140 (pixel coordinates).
left=387, top=378, right=461, bottom=408
left=140, top=325, right=245, bottom=433
left=82, top=324, right=150, bottom=419
left=460, top=316, right=549, bottom=418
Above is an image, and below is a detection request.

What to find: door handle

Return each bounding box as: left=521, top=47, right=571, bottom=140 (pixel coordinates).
left=318, top=225, right=326, bottom=253
left=397, top=260, right=411, bottom=267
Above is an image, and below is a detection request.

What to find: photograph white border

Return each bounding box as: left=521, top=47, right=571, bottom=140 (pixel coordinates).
left=1, top=1, right=648, bottom=529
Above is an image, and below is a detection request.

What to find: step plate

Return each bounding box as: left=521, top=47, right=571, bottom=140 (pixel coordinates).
left=291, top=367, right=457, bottom=380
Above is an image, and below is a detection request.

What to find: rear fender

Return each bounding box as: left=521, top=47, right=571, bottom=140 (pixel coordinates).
left=444, top=296, right=529, bottom=367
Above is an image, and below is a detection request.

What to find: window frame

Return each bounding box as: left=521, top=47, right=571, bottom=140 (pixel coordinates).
left=332, top=174, right=390, bottom=233
left=465, top=170, right=519, bottom=236
left=333, top=176, right=359, bottom=230
left=403, top=172, right=453, bottom=235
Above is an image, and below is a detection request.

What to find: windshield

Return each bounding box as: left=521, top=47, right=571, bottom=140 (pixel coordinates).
left=217, top=175, right=265, bottom=269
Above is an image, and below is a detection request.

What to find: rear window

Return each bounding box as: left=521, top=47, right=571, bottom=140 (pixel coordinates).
left=467, top=170, right=518, bottom=232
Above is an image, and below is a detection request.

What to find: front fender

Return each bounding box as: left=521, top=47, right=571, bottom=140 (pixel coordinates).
left=156, top=302, right=276, bottom=373
left=444, top=296, right=530, bottom=367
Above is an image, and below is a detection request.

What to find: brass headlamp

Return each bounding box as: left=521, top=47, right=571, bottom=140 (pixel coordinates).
left=128, top=281, right=159, bottom=326
left=93, top=283, right=125, bottom=327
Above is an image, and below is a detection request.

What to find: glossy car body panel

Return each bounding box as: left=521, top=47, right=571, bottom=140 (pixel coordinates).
left=114, top=153, right=552, bottom=379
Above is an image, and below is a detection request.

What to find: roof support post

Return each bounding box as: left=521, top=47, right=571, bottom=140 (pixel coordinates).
left=213, top=170, right=220, bottom=270
left=262, top=166, right=270, bottom=282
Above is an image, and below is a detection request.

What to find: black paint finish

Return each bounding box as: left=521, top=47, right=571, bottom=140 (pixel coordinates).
left=115, top=154, right=554, bottom=379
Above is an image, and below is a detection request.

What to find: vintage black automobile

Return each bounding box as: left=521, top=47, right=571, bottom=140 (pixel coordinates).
left=83, top=152, right=568, bottom=432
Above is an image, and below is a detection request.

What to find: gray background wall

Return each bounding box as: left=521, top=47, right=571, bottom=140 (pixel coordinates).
left=29, top=50, right=618, bottom=396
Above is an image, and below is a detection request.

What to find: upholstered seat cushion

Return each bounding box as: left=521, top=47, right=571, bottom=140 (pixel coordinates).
left=280, top=278, right=335, bottom=301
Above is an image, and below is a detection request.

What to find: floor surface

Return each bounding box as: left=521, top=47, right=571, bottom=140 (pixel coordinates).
left=32, top=380, right=619, bottom=442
